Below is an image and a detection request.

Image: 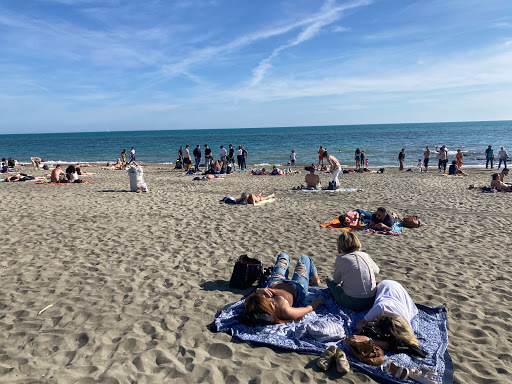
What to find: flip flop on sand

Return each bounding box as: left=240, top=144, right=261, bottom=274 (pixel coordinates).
left=381, top=360, right=409, bottom=380
left=317, top=345, right=337, bottom=371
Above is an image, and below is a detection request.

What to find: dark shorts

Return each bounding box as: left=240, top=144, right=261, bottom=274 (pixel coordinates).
left=424, top=158, right=429, bottom=166
left=183, top=158, right=191, bottom=164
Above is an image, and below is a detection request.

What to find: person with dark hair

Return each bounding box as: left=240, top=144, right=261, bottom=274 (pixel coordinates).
left=193, top=145, right=201, bottom=171
left=51, top=165, right=66, bottom=183
left=129, top=147, right=136, bottom=163
left=322, top=150, right=341, bottom=189
left=227, top=144, right=235, bottom=168
left=398, top=148, right=405, bottom=171
left=449, top=160, right=467, bottom=176
left=423, top=146, right=431, bottom=172
left=243, top=253, right=323, bottom=325
left=1, top=158, right=7, bottom=173
left=204, top=144, right=212, bottom=171
left=355, top=148, right=361, bottom=169
left=491, top=173, right=511, bottom=191
left=369, top=207, right=395, bottom=232
left=485, top=145, right=494, bottom=169
left=65, top=165, right=79, bottom=182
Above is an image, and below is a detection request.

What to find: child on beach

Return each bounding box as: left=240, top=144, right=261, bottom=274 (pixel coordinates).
left=417, top=159, right=423, bottom=172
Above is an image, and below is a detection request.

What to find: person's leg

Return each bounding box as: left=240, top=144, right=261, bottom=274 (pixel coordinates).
left=260, top=194, right=275, bottom=201
left=491, top=158, right=494, bottom=168
left=326, top=277, right=375, bottom=312
left=290, top=256, right=319, bottom=303
left=332, top=168, right=341, bottom=188
left=270, top=253, right=290, bottom=279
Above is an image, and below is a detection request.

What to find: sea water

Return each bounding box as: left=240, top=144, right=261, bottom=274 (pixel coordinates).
left=1, top=120, right=510, bottom=168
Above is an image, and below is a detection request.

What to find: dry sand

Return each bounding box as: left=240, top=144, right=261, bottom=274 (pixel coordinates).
left=0, top=164, right=511, bottom=383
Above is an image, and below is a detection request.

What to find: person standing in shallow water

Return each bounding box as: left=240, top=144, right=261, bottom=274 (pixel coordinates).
left=485, top=145, right=494, bottom=169
left=423, top=146, right=431, bottom=172
left=121, top=149, right=126, bottom=164
left=398, top=148, right=405, bottom=171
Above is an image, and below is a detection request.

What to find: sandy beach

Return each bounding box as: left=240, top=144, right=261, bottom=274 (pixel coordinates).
left=0, top=164, right=510, bottom=383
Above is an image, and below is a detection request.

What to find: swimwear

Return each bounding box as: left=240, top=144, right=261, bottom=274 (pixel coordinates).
left=256, top=194, right=262, bottom=201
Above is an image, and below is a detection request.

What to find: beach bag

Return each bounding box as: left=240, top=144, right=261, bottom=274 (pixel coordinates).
left=229, top=255, right=263, bottom=289
left=348, top=341, right=385, bottom=366
left=402, top=215, right=421, bottom=228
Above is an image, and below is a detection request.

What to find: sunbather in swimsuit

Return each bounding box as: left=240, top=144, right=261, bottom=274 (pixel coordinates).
left=238, top=192, right=276, bottom=205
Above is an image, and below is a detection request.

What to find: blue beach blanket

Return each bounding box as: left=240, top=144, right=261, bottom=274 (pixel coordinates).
left=214, top=287, right=452, bottom=384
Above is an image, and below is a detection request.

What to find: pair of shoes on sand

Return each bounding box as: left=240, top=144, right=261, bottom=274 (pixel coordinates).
left=381, top=360, right=437, bottom=383
left=317, top=345, right=350, bottom=374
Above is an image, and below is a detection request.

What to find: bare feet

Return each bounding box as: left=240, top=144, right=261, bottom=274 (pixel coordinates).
left=310, top=273, right=321, bottom=286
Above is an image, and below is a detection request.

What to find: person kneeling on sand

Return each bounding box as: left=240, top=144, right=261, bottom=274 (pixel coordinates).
left=305, top=168, right=320, bottom=188
left=369, top=207, right=395, bottom=232
left=237, top=192, right=275, bottom=205
left=491, top=173, right=512, bottom=191
left=242, top=252, right=324, bottom=325
left=325, top=232, right=380, bottom=312
left=347, top=280, right=426, bottom=358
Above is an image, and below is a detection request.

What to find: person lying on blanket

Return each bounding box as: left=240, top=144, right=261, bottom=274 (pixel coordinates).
left=338, top=210, right=371, bottom=228
left=491, top=173, right=512, bottom=191
left=237, top=192, right=275, bottom=205
left=347, top=280, right=427, bottom=358
left=369, top=207, right=395, bottom=232
left=5, top=173, right=45, bottom=182
left=242, top=253, right=324, bottom=325
left=326, top=232, right=380, bottom=312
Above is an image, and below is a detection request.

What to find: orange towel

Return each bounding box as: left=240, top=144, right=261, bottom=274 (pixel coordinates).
left=320, top=216, right=362, bottom=231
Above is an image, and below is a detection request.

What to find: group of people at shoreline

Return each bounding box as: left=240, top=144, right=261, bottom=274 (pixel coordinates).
left=177, top=144, right=248, bottom=173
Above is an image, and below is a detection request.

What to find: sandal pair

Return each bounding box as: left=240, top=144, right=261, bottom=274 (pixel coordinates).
left=317, top=346, right=350, bottom=374
left=382, top=360, right=438, bottom=383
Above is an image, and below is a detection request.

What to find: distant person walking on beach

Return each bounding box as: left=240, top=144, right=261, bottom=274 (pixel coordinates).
left=398, top=148, right=405, bottom=171
left=220, top=145, right=227, bottom=163
left=129, top=147, right=136, bottom=163
left=485, top=145, right=494, bottom=169
left=183, top=145, right=191, bottom=171
left=437, top=145, right=448, bottom=173
left=355, top=148, right=361, bottom=169
left=318, top=146, right=325, bottom=167
left=241, top=146, right=248, bottom=170
left=227, top=144, right=235, bottom=168
left=456, top=149, right=464, bottom=170
left=423, top=146, right=431, bottom=172
left=290, top=150, right=296, bottom=166
left=193, top=145, right=201, bottom=171
left=204, top=144, right=212, bottom=171
left=121, top=149, right=127, bottom=164
left=498, top=147, right=508, bottom=169
left=323, top=151, right=341, bottom=189
left=236, top=146, right=243, bottom=170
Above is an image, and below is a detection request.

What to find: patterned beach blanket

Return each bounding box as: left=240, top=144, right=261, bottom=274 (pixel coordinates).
left=214, top=287, right=452, bottom=384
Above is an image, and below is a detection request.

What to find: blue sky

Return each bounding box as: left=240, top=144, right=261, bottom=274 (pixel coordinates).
left=1, top=0, right=511, bottom=133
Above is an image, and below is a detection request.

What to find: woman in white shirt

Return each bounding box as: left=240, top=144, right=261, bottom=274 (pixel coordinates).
left=326, top=232, right=380, bottom=311
left=498, top=147, right=508, bottom=169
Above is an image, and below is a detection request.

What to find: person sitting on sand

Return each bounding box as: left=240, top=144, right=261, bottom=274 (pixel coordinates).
left=369, top=207, right=395, bottom=232
left=491, top=173, right=512, bottom=191
left=348, top=280, right=425, bottom=356
left=237, top=192, right=275, bottom=205
left=5, top=173, right=45, bottom=182
left=66, top=165, right=79, bottom=182
left=242, top=252, right=324, bottom=324
left=305, top=168, right=320, bottom=188
left=51, top=165, right=66, bottom=183
left=448, top=160, right=468, bottom=176
left=326, top=232, right=380, bottom=312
